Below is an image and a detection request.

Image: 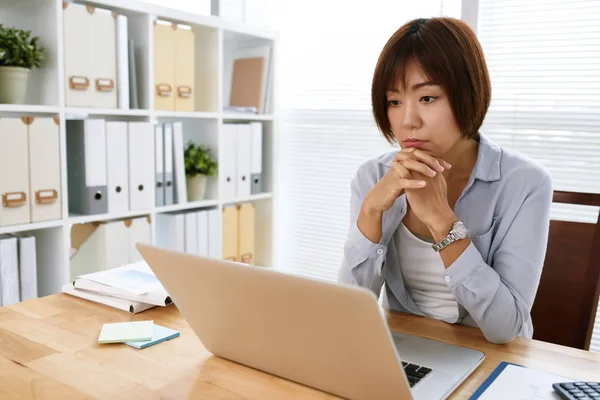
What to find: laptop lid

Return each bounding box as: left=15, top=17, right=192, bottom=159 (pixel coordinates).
left=136, top=243, right=413, bottom=400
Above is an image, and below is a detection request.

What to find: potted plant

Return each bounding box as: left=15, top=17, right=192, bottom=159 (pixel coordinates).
left=0, top=24, right=45, bottom=104
left=184, top=141, right=218, bottom=201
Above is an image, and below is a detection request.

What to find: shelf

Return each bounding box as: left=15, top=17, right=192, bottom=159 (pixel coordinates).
left=67, top=209, right=153, bottom=225
left=222, top=113, right=274, bottom=121
left=64, top=107, right=151, bottom=119
left=153, top=111, right=220, bottom=120
left=0, top=219, right=64, bottom=235
left=155, top=199, right=219, bottom=214
left=221, top=192, right=273, bottom=205
left=0, top=104, right=60, bottom=114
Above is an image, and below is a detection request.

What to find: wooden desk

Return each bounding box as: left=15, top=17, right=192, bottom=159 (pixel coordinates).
left=1, top=294, right=600, bottom=400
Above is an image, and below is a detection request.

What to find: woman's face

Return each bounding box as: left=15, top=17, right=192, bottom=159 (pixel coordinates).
left=386, top=62, right=463, bottom=157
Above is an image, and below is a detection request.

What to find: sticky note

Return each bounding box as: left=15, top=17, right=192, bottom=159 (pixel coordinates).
left=98, top=320, right=154, bottom=344
left=125, top=324, right=180, bottom=349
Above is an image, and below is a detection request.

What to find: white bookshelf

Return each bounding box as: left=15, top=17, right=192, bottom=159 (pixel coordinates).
left=0, top=0, right=279, bottom=298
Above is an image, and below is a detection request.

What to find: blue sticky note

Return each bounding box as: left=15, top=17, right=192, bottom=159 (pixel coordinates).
left=124, top=324, right=180, bottom=349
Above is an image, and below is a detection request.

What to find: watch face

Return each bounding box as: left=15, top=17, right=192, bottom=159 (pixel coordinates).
left=453, top=221, right=469, bottom=239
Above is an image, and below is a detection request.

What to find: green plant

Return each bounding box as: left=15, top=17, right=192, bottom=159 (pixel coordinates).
left=184, top=141, right=218, bottom=177
left=0, top=24, right=45, bottom=69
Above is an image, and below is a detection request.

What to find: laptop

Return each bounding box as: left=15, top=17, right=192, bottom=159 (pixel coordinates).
left=136, top=243, right=485, bottom=400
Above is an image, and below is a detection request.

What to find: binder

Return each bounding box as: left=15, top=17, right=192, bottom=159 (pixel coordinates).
left=155, top=213, right=185, bottom=252
left=236, top=124, right=252, bottom=198
left=154, top=124, right=165, bottom=207
left=90, top=7, right=117, bottom=108
left=163, top=123, right=174, bottom=205
left=222, top=205, right=238, bottom=261
left=28, top=117, right=62, bottom=222
left=220, top=124, right=237, bottom=201
left=184, top=212, right=197, bottom=254
left=116, top=14, right=130, bottom=109
left=153, top=21, right=175, bottom=111
left=67, top=119, right=108, bottom=216
left=11, top=233, right=37, bottom=301
left=172, top=122, right=187, bottom=204
left=0, top=117, right=31, bottom=227
left=128, top=217, right=151, bottom=263
left=207, top=208, right=221, bottom=259
left=105, top=121, right=130, bottom=214
left=238, top=203, right=255, bottom=264
left=63, top=3, right=93, bottom=106
left=104, top=220, right=130, bottom=270
left=174, top=25, right=195, bottom=112
left=127, top=122, right=155, bottom=211
left=196, top=210, right=209, bottom=256
left=128, top=38, right=139, bottom=109
left=0, top=235, right=20, bottom=306
left=250, top=122, right=263, bottom=194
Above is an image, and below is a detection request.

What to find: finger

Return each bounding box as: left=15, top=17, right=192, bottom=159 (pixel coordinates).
left=400, top=179, right=427, bottom=189
left=390, top=160, right=411, bottom=179
left=439, top=159, right=452, bottom=169
left=405, top=149, right=445, bottom=173
left=398, top=158, right=437, bottom=178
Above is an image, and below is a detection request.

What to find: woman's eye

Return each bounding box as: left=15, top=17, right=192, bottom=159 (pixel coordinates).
left=421, top=96, right=437, bottom=104
left=387, top=100, right=399, bottom=106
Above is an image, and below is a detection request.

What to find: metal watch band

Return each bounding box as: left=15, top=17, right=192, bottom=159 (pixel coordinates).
left=432, top=232, right=457, bottom=252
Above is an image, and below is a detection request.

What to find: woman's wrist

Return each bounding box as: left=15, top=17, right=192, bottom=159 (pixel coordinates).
left=427, top=209, right=459, bottom=242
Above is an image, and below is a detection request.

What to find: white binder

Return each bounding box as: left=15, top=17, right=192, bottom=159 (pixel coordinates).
left=154, top=124, right=165, bottom=207
left=28, top=117, right=62, bottom=222
left=90, top=7, right=117, bottom=108
left=250, top=122, right=263, bottom=195
left=196, top=210, right=209, bottom=256
left=184, top=212, right=197, bottom=254
left=128, top=217, right=151, bottom=263
left=106, top=121, right=130, bottom=214
left=127, top=122, right=155, bottom=211
left=0, top=117, right=31, bottom=227
left=11, top=233, right=37, bottom=301
left=220, top=124, right=237, bottom=201
left=236, top=123, right=252, bottom=198
left=156, top=213, right=185, bottom=252
left=116, top=14, right=130, bottom=109
left=172, top=122, right=187, bottom=204
left=0, top=235, right=19, bottom=306
left=66, top=119, right=108, bottom=215
left=63, top=3, right=93, bottom=107
left=103, top=220, right=130, bottom=270
left=163, top=123, right=174, bottom=205
left=207, top=208, right=221, bottom=259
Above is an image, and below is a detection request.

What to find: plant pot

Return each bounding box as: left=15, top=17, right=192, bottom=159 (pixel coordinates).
left=186, top=174, right=208, bottom=201
left=0, top=66, right=30, bottom=104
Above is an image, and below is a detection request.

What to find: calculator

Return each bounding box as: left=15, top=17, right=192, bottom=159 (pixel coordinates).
left=553, top=382, right=600, bottom=399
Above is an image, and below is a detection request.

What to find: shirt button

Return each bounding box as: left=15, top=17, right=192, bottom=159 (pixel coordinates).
left=377, top=249, right=384, bottom=255
left=444, top=275, right=451, bottom=283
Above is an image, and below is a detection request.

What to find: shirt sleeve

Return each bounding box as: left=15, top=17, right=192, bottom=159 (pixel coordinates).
left=337, top=174, right=387, bottom=296
left=443, top=174, right=553, bottom=344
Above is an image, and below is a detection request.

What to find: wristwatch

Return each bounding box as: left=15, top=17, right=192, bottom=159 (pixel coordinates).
left=431, top=221, right=469, bottom=252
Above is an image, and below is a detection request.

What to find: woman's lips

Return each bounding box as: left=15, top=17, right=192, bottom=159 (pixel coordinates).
left=403, top=140, right=427, bottom=148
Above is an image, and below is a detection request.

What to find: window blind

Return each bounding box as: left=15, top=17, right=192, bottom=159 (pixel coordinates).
left=477, top=0, right=600, bottom=353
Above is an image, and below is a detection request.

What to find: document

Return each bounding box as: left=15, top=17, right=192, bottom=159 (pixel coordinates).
left=78, top=260, right=164, bottom=296
left=472, top=363, right=574, bottom=400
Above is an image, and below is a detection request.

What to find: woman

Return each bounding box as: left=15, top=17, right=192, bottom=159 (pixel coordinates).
left=337, top=17, right=553, bottom=344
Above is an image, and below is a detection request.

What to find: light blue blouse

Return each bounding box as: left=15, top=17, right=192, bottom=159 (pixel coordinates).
left=337, top=133, right=553, bottom=344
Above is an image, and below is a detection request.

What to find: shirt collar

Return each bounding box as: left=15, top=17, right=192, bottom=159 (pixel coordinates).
left=380, top=132, right=502, bottom=183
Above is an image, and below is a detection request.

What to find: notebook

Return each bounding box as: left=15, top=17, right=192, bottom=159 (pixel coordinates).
left=125, top=324, right=180, bottom=349
left=470, top=361, right=574, bottom=399
left=98, top=320, right=154, bottom=344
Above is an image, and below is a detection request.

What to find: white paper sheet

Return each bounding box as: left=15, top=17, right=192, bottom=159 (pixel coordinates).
left=478, top=364, right=575, bottom=400
left=78, top=260, right=164, bottom=295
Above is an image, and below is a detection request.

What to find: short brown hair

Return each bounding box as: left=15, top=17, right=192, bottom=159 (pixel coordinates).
left=371, top=17, right=491, bottom=143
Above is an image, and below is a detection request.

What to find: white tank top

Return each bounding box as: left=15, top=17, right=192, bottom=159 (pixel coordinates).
left=395, top=222, right=459, bottom=323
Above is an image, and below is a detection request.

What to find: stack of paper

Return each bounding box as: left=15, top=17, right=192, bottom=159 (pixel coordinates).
left=62, top=260, right=172, bottom=314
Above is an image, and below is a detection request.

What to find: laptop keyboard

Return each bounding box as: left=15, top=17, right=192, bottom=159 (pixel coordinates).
left=402, top=361, right=433, bottom=388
